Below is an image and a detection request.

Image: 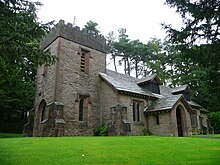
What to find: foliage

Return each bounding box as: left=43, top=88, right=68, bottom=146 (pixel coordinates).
left=0, top=0, right=55, bottom=132
left=106, top=31, right=118, bottom=72
left=83, top=20, right=100, bottom=36
left=107, top=29, right=169, bottom=81
left=142, top=128, right=152, bottom=136
left=163, top=0, right=220, bottom=112
left=93, top=124, right=108, bottom=136
left=0, top=136, right=220, bottom=164
left=208, top=112, right=220, bottom=134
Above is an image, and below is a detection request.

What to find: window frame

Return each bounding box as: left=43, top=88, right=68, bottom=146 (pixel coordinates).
left=80, top=48, right=90, bottom=74
left=132, top=100, right=144, bottom=123
left=155, top=114, right=160, bottom=125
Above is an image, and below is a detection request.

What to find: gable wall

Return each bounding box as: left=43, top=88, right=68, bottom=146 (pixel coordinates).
left=148, top=101, right=192, bottom=136
left=148, top=112, right=172, bottom=136
left=171, top=102, right=192, bottom=136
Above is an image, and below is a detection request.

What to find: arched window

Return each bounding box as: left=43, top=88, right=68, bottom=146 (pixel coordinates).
left=38, top=100, right=47, bottom=122
left=132, top=100, right=143, bottom=122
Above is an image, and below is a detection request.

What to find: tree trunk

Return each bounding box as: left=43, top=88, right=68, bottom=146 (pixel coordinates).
left=127, top=57, right=130, bottom=76
left=135, top=60, right=138, bottom=78
left=113, top=56, right=117, bottom=72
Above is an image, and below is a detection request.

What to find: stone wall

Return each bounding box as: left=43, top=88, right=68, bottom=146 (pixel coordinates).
left=148, top=112, right=172, bottom=136
left=32, top=20, right=107, bottom=136
left=99, top=80, right=154, bottom=135
left=58, top=38, right=106, bottom=135
left=148, top=101, right=192, bottom=137
left=40, top=20, right=107, bottom=53
left=33, top=39, right=60, bottom=136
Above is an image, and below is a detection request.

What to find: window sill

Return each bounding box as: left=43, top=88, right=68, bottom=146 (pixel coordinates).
left=133, top=121, right=144, bottom=125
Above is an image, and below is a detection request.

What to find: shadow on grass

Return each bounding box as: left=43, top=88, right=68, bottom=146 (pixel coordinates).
left=0, top=133, right=23, bottom=138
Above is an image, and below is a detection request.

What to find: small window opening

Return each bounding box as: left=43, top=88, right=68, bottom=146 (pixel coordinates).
left=80, top=48, right=90, bottom=73
left=79, top=98, right=84, bottom=121
left=156, top=115, right=160, bottom=125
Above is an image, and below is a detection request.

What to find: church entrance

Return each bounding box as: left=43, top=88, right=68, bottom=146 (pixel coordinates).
left=176, top=107, right=183, bottom=137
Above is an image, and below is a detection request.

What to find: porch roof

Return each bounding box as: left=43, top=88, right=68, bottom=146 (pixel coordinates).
left=145, top=94, right=193, bottom=114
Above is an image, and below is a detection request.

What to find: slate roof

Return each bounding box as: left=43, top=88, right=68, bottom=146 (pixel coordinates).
left=188, top=101, right=202, bottom=108
left=159, top=85, right=173, bottom=97
left=170, top=84, right=191, bottom=93
left=99, top=70, right=156, bottom=98
left=145, top=94, right=193, bottom=113
left=136, top=74, right=163, bottom=85
left=144, top=95, right=182, bottom=113
left=100, top=70, right=204, bottom=114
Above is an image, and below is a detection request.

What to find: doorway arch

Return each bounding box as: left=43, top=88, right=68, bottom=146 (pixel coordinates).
left=176, top=106, right=183, bottom=137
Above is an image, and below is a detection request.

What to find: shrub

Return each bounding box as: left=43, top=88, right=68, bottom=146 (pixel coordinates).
left=142, top=128, right=152, bottom=136
left=208, top=112, right=220, bottom=134
left=93, top=124, right=108, bottom=136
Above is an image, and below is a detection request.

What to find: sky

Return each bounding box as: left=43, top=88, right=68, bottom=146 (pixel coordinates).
left=35, top=0, right=183, bottom=73
left=36, top=0, right=182, bottom=42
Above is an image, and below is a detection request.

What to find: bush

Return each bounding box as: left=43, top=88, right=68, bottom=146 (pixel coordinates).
left=142, top=128, right=152, bottom=136
left=208, top=112, right=220, bottom=134
left=93, top=124, right=108, bottom=136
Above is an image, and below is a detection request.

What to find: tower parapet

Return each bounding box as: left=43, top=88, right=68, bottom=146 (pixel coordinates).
left=40, top=20, right=107, bottom=53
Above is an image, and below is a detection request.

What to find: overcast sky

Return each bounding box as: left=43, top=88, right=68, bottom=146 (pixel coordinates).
left=36, top=0, right=183, bottom=73
left=36, top=0, right=182, bottom=42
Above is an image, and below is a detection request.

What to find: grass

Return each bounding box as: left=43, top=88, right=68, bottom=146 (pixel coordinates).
left=193, top=134, right=220, bottom=138
left=0, top=135, right=220, bottom=165
left=0, top=133, right=22, bottom=138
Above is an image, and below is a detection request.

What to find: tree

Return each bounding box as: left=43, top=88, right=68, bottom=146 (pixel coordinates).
left=163, top=0, right=220, bottom=112
left=83, top=20, right=100, bottom=36
left=0, top=0, right=55, bottom=132
left=114, top=28, right=132, bottom=75
left=145, top=38, right=168, bottom=83
left=106, top=31, right=118, bottom=72
left=129, top=39, right=148, bottom=78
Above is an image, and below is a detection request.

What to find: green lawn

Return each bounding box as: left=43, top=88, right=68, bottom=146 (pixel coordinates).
left=193, top=134, right=220, bottom=139
left=0, top=133, right=22, bottom=138
left=0, top=135, right=220, bottom=165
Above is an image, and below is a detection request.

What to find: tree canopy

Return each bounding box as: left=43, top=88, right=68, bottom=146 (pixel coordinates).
left=83, top=20, right=101, bottom=36
left=0, top=0, right=55, bottom=132
left=163, top=0, right=220, bottom=112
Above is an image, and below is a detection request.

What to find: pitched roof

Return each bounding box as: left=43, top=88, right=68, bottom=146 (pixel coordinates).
left=99, top=70, right=156, bottom=98
left=136, top=74, right=163, bottom=85
left=99, top=70, right=204, bottom=114
left=170, top=85, right=192, bottom=94
left=159, top=85, right=173, bottom=97
left=188, top=101, right=202, bottom=108
left=145, top=95, right=193, bottom=114
left=145, top=95, right=181, bottom=112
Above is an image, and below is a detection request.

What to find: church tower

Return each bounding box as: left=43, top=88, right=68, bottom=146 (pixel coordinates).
left=31, top=20, right=107, bottom=136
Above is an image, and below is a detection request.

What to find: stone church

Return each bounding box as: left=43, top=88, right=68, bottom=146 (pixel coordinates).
left=23, top=20, right=213, bottom=137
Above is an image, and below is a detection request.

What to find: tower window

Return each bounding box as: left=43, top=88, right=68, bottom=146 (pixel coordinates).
left=80, top=48, right=90, bottom=74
